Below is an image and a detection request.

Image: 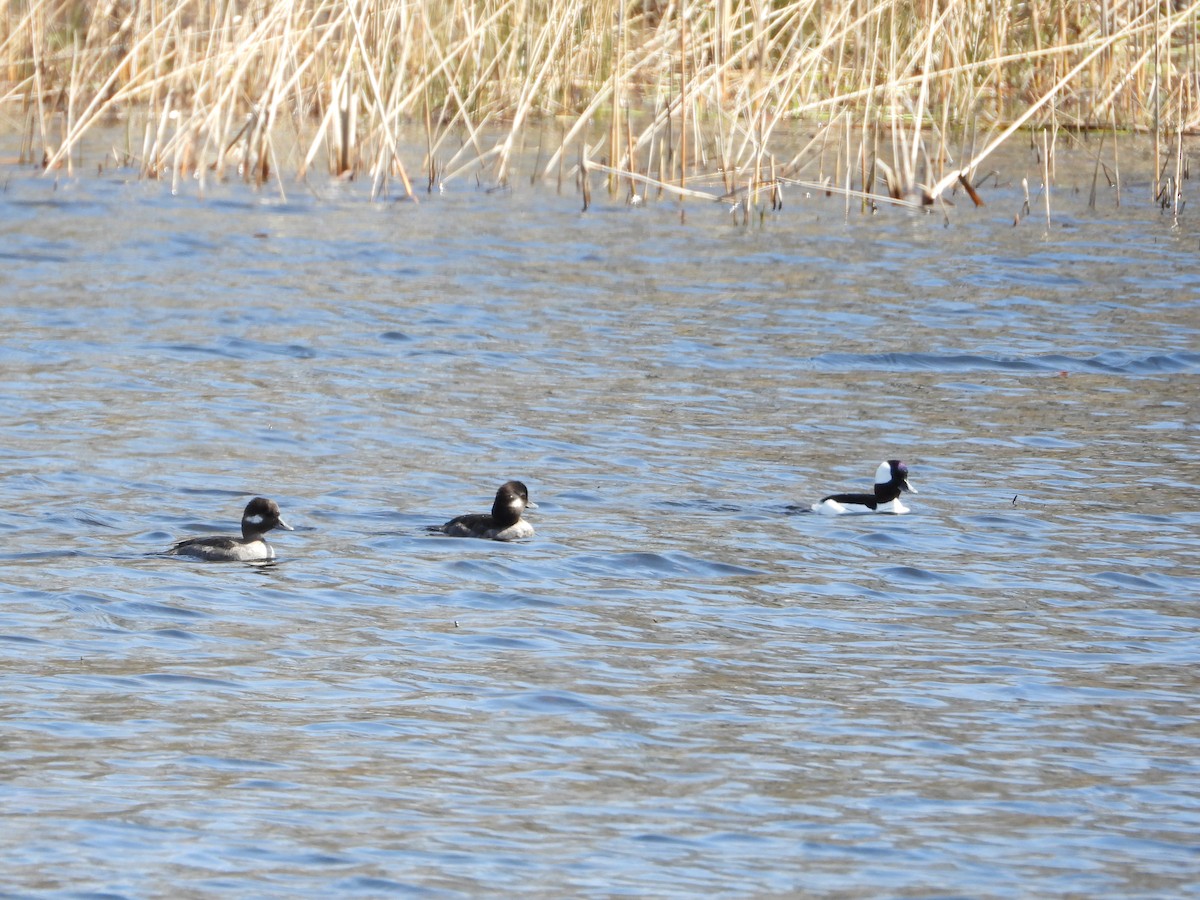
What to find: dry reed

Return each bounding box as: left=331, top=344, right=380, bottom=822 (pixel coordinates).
left=0, top=0, right=1195, bottom=213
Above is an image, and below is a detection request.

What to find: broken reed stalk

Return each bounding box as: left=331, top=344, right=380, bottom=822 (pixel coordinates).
left=1042, top=127, right=1051, bottom=229
left=0, top=0, right=1195, bottom=211
left=609, top=0, right=623, bottom=196
left=678, top=0, right=688, bottom=210
left=1153, top=0, right=1161, bottom=205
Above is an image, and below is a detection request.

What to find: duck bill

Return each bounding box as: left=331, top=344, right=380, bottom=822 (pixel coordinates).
left=901, top=480, right=917, bottom=494
left=277, top=518, right=295, bottom=531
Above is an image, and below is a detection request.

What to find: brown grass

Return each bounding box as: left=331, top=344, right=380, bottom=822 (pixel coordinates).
left=0, top=0, right=1196, bottom=211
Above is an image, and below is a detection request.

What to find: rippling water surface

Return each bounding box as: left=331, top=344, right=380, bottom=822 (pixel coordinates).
left=2, top=143, right=1198, bottom=897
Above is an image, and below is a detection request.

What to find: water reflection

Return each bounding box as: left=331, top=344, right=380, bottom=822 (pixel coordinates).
left=1, top=141, right=1198, bottom=896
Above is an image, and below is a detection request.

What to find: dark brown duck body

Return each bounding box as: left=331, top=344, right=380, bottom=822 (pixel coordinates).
left=428, top=481, right=536, bottom=541
left=167, top=497, right=294, bottom=561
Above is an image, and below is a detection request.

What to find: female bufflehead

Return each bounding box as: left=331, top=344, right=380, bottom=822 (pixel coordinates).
left=811, top=460, right=917, bottom=515
left=428, top=481, right=536, bottom=541
left=166, top=496, right=294, bottom=561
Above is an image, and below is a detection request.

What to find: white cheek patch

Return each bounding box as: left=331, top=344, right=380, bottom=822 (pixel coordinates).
left=245, top=514, right=265, bottom=526
left=874, top=461, right=892, bottom=485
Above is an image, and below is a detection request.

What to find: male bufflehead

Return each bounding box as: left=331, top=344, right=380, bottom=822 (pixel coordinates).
left=811, top=460, right=917, bottom=515
left=166, top=497, right=294, bottom=561
left=427, top=481, right=536, bottom=541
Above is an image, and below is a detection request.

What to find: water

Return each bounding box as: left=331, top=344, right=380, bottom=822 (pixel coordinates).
left=2, top=141, right=1199, bottom=897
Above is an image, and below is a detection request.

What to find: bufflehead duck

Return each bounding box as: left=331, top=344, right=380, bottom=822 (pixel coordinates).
left=811, top=460, right=917, bottom=515
left=427, top=481, right=536, bottom=541
left=166, top=496, right=294, bottom=561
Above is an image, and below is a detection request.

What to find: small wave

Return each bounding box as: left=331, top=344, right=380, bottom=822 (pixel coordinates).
left=147, top=337, right=318, bottom=360
left=0, top=549, right=87, bottom=561
left=335, top=877, right=416, bottom=893
left=570, top=551, right=759, bottom=578
left=179, top=754, right=286, bottom=770
left=858, top=531, right=907, bottom=546
left=1013, top=434, right=1083, bottom=449
left=493, top=689, right=600, bottom=713
left=443, top=559, right=523, bottom=580
left=959, top=514, right=1034, bottom=527
left=140, top=672, right=244, bottom=688
left=1096, top=571, right=1165, bottom=591
left=0, top=633, right=44, bottom=645
left=466, top=634, right=546, bottom=650
left=875, top=565, right=950, bottom=583
left=226, top=337, right=318, bottom=360
left=808, top=351, right=1200, bottom=375
left=1080, top=351, right=1200, bottom=375
left=571, top=551, right=687, bottom=576
left=148, top=342, right=240, bottom=359
left=0, top=250, right=71, bottom=264
left=700, top=558, right=764, bottom=576
left=811, top=352, right=1042, bottom=373
left=149, top=628, right=202, bottom=641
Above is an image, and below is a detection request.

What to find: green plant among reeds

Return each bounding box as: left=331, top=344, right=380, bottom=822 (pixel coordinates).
left=0, top=0, right=1195, bottom=211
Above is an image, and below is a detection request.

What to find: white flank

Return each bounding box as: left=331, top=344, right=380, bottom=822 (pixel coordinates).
left=495, top=521, right=535, bottom=541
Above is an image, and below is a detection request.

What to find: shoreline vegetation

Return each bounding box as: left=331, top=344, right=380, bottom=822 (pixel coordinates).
left=0, top=0, right=1195, bottom=215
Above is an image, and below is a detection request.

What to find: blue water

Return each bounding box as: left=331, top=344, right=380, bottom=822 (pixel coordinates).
left=1, top=145, right=1199, bottom=897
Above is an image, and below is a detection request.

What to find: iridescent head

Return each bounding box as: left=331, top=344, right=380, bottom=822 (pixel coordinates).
left=875, top=460, right=916, bottom=493
left=241, top=497, right=293, bottom=538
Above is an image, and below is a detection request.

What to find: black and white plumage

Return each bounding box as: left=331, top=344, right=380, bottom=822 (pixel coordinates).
left=427, top=481, right=536, bottom=541
left=811, top=460, right=917, bottom=515
left=166, top=496, right=294, bottom=561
